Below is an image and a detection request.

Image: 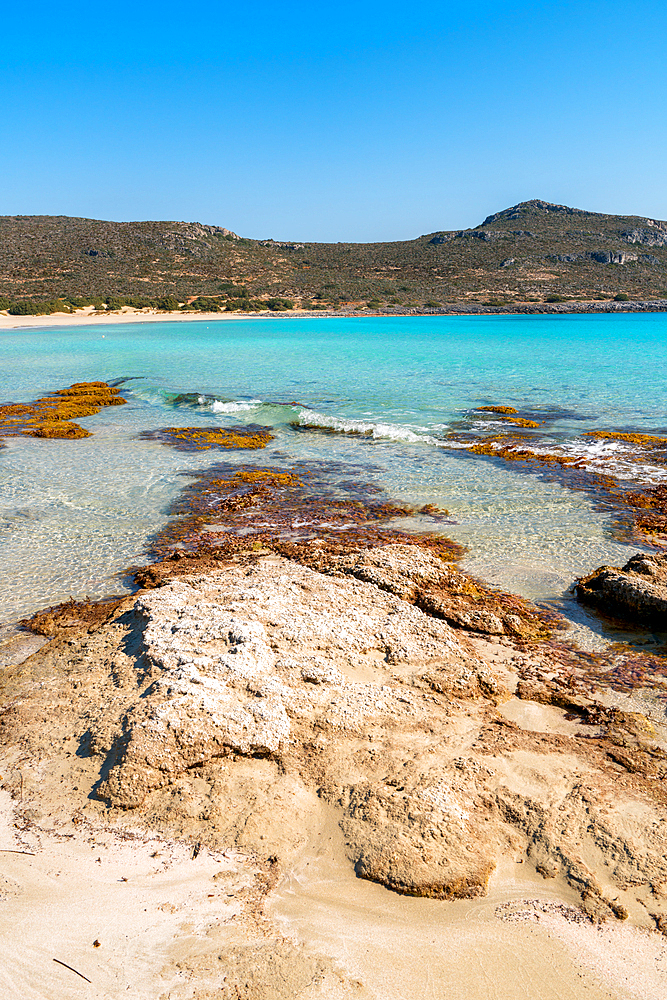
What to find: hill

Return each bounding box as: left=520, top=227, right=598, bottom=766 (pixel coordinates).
left=1, top=199, right=666, bottom=312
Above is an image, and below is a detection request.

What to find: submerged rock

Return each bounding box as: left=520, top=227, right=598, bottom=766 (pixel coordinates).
left=575, top=552, right=667, bottom=625
left=138, top=424, right=275, bottom=450
left=0, top=380, right=126, bottom=441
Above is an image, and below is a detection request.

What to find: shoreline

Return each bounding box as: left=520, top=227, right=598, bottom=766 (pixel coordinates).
left=2, top=298, right=667, bottom=330
left=2, top=368, right=667, bottom=994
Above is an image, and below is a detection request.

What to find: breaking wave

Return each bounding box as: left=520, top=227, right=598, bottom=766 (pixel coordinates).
left=295, top=408, right=434, bottom=444
left=294, top=408, right=667, bottom=486
left=210, top=398, right=263, bottom=413
left=140, top=384, right=667, bottom=488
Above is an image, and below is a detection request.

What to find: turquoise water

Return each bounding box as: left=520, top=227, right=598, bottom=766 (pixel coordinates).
left=1, top=312, right=666, bottom=630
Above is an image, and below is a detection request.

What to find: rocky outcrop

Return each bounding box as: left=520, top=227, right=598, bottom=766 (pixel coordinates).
left=94, top=553, right=496, bottom=818
left=575, top=552, right=667, bottom=624
left=4, top=548, right=667, bottom=929
left=589, top=250, right=637, bottom=264
left=622, top=228, right=667, bottom=247
left=329, top=543, right=546, bottom=638
left=331, top=771, right=496, bottom=900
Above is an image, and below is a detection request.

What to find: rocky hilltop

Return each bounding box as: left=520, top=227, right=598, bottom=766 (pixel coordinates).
left=2, top=199, right=667, bottom=311
left=2, top=544, right=667, bottom=997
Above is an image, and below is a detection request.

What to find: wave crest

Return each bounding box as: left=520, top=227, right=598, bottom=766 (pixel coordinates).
left=296, top=408, right=431, bottom=443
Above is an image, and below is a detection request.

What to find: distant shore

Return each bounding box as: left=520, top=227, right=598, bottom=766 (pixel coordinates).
left=2, top=298, right=667, bottom=330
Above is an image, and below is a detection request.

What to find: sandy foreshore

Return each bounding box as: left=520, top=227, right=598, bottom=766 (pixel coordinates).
left=2, top=298, right=667, bottom=330
left=2, top=543, right=667, bottom=997
left=0, top=306, right=295, bottom=330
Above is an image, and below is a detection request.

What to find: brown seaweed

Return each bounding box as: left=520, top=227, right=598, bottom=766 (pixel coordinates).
left=474, top=406, right=542, bottom=428
left=138, top=425, right=275, bottom=451
left=0, top=381, right=127, bottom=441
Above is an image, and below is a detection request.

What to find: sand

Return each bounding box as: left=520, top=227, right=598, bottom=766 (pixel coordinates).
left=272, top=805, right=667, bottom=1000
left=0, top=306, right=307, bottom=330
left=0, top=790, right=247, bottom=999
left=3, top=787, right=667, bottom=1000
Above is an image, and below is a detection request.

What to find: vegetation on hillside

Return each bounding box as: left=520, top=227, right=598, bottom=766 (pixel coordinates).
left=1, top=200, right=666, bottom=313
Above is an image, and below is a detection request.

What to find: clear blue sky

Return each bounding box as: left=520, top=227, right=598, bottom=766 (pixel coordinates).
left=2, top=1, right=665, bottom=241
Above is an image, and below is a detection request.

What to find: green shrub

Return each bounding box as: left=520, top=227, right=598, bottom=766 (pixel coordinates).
left=614, top=292, right=630, bottom=302
left=7, top=299, right=72, bottom=315
left=225, top=298, right=263, bottom=312
left=66, top=296, right=95, bottom=308
left=7, top=300, right=38, bottom=315
left=425, top=299, right=442, bottom=308
left=189, top=297, right=222, bottom=312
left=265, top=298, right=294, bottom=311
left=545, top=294, right=565, bottom=303
left=156, top=296, right=180, bottom=311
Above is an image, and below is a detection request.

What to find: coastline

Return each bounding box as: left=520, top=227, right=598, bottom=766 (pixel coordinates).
left=2, top=368, right=667, bottom=995
left=2, top=297, right=667, bottom=330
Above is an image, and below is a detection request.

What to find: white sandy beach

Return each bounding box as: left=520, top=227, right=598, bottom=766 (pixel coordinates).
left=2, top=302, right=664, bottom=331
left=0, top=306, right=319, bottom=331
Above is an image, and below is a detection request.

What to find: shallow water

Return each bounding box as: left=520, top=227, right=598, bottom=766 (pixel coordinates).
left=1, top=312, right=666, bottom=629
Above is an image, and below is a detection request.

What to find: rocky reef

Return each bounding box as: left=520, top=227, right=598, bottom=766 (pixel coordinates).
left=138, top=424, right=275, bottom=450
left=473, top=405, right=542, bottom=428
left=0, top=380, right=126, bottom=440
left=444, top=405, right=667, bottom=546
left=143, top=458, right=467, bottom=563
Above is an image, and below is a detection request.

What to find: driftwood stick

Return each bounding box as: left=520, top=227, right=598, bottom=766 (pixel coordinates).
left=53, top=959, right=92, bottom=983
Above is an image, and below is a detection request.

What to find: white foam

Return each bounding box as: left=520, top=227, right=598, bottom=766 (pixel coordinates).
left=210, top=398, right=262, bottom=413
left=297, top=408, right=431, bottom=444
left=440, top=435, right=667, bottom=485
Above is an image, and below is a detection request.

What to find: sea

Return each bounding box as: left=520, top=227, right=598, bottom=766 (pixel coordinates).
left=1, top=312, right=666, bottom=644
